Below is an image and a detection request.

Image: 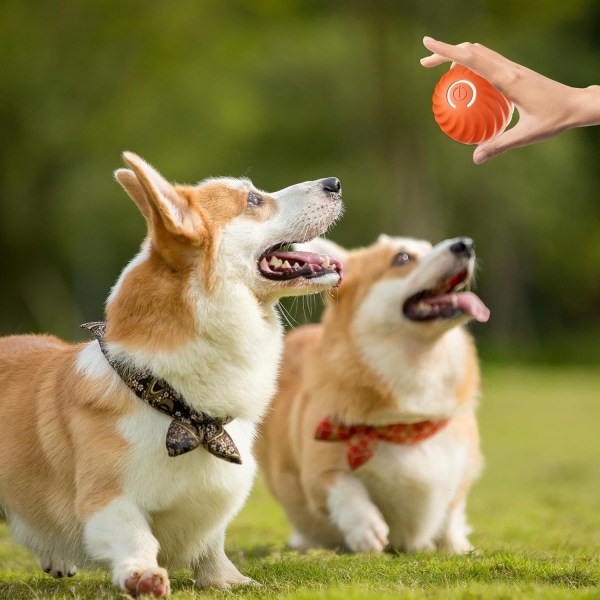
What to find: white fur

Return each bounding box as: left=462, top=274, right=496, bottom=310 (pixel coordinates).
left=39, top=555, right=77, bottom=579
left=218, top=178, right=343, bottom=302
left=115, top=406, right=257, bottom=568
left=0, top=169, right=344, bottom=595
left=356, top=428, right=472, bottom=552
left=85, top=497, right=161, bottom=587
left=352, top=237, right=475, bottom=422
left=0, top=161, right=343, bottom=596
left=327, top=477, right=389, bottom=552
left=324, top=429, right=473, bottom=553
left=7, top=510, right=85, bottom=577
left=102, top=178, right=343, bottom=422
left=75, top=170, right=343, bottom=593
left=324, top=236, right=480, bottom=553
left=106, top=284, right=283, bottom=421
left=9, top=512, right=81, bottom=565
left=353, top=315, right=471, bottom=422
left=75, top=341, right=120, bottom=384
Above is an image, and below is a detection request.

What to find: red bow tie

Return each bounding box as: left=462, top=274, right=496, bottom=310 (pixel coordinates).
left=314, top=417, right=450, bottom=470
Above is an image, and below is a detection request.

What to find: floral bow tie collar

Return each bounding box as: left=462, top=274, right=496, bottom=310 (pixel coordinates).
left=315, top=417, right=450, bottom=470
left=81, top=322, right=241, bottom=464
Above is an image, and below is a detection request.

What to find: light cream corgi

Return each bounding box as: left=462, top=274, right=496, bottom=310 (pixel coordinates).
left=0, top=152, right=343, bottom=597
left=257, top=234, right=489, bottom=555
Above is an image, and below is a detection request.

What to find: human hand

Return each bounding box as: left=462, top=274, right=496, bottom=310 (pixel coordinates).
left=420, top=36, right=598, bottom=164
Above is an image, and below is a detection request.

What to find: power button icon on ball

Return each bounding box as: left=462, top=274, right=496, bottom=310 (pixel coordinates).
left=447, top=80, right=476, bottom=108
left=453, top=84, right=468, bottom=101
left=432, top=65, right=513, bottom=144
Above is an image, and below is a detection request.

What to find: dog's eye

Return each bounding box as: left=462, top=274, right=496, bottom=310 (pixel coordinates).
left=392, top=252, right=412, bottom=266
left=247, top=191, right=264, bottom=207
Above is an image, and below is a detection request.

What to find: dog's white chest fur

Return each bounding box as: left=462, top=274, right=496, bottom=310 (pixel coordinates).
left=0, top=155, right=344, bottom=596
left=357, top=429, right=470, bottom=551
left=80, top=289, right=284, bottom=567
left=118, top=309, right=280, bottom=562
left=117, top=407, right=258, bottom=565
left=118, top=409, right=257, bottom=511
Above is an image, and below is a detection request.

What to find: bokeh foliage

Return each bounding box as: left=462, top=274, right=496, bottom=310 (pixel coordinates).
left=1, top=0, right=599, bottom=360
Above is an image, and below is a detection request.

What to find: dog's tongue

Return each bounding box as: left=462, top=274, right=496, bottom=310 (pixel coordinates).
left=425, top=291, right=490, bottom=323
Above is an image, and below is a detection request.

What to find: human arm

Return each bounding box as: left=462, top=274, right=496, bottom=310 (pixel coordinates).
left=420, top=36, right=600, bottom=164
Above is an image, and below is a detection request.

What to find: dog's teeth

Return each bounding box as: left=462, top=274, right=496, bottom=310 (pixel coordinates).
left=417, top=302, right=430, bottom=312
left=451, top=294, right=459, bottom=308
left=321, top=256, right=330, bottom=268
left=293, top=262, right=300, bottom=268
left=282, top=260, right=291, bottom=269
left=269, top=256, right=283, bottom=268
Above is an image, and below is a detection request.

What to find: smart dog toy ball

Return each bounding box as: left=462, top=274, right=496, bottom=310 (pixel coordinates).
left=432, top=65, right=514, bottom=145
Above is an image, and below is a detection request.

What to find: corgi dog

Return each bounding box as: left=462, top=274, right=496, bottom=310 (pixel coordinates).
left=0, top=152, right=343, bottom=597
left=257, top=234, right=490, bottom=555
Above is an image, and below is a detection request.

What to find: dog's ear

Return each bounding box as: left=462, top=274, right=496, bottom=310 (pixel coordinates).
left=377, top=233, right=392, bottom=245
left=114, top=168, right=153, bottom=222
left=118, top=152, right=205, bottom=241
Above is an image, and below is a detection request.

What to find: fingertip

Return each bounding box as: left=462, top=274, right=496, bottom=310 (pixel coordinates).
left=473, top=148, right=488, bottom=165
left=422, top=36, right=437, bottom=50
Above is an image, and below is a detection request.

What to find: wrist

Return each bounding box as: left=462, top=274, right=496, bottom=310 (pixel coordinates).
left=569, top=85, right=600, bottom=128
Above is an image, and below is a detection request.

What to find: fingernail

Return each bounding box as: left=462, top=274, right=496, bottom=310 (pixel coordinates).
left=423, top=36, right=436, bottom=43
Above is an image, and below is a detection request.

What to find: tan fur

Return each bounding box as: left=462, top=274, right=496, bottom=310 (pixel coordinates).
left=0, top=152, right=344, bottom=595
left=0, top=336, right=132, bottom=532
left=106, top=244, right=198, bottom=351
left=106, top=181, right=278, bottom=350
left=0, top=164, right=254, bottom=538
left=257, top=237, right=483, bottom=553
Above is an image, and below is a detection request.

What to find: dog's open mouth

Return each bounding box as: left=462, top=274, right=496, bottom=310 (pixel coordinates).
left=403, top=269, right=490, bottom=323
left=259, top=243, right=343, bottom=287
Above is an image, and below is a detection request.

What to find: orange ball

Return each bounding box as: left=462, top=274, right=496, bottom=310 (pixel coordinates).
left=432, top=65, right=514, bottom=145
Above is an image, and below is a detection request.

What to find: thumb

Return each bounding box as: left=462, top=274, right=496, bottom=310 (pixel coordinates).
left=473, top=123, right=529, bottom=164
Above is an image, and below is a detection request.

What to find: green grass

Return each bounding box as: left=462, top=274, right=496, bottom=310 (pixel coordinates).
left=1, top=365, right=598, bottom=599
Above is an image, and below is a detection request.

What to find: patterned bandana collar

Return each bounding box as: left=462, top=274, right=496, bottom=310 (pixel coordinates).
left=315, top=417, right=450, bottom=470
left=81, top=322, right=241, bottom=464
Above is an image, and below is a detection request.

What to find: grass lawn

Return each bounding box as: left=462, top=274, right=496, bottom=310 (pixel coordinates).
left=0, top=364, right=598, bottom=599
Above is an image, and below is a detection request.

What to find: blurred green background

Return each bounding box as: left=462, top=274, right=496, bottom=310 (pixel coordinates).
left=1, top=0, right=600, bottom=362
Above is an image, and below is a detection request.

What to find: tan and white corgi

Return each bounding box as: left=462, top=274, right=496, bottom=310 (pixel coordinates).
left=0, top=152, right=343, bottom=597
left=257, top=234, right=489, bottom=555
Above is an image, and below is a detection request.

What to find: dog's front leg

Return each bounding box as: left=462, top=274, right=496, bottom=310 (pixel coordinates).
left=436, top=497, right=474, bottom=555
left=193, top=528, right=254, bottom=589
left=84, top=497, right=170, bottom=597
left=304, top=469, right=389, bottom=553
left=327, top=474, right=389, bottom=552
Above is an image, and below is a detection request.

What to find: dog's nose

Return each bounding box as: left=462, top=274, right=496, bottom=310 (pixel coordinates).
left=322, top=177, right=341, bottom=194
left=449, top=237, right=474, bottom=257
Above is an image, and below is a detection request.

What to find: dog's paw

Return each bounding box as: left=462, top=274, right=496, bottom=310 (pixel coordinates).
left=120, top=567, right=171, bottom=597
left=195, top=570, right=256, bottom=589
left=404, top=538, right=436, bottom=553
left=343, top=509, right=390, bottom=553
left=288, top=530, right=314, bottom=552
left=438, top=535, right=474, bottom=555
left=40, top=556, right=77, bottom=578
